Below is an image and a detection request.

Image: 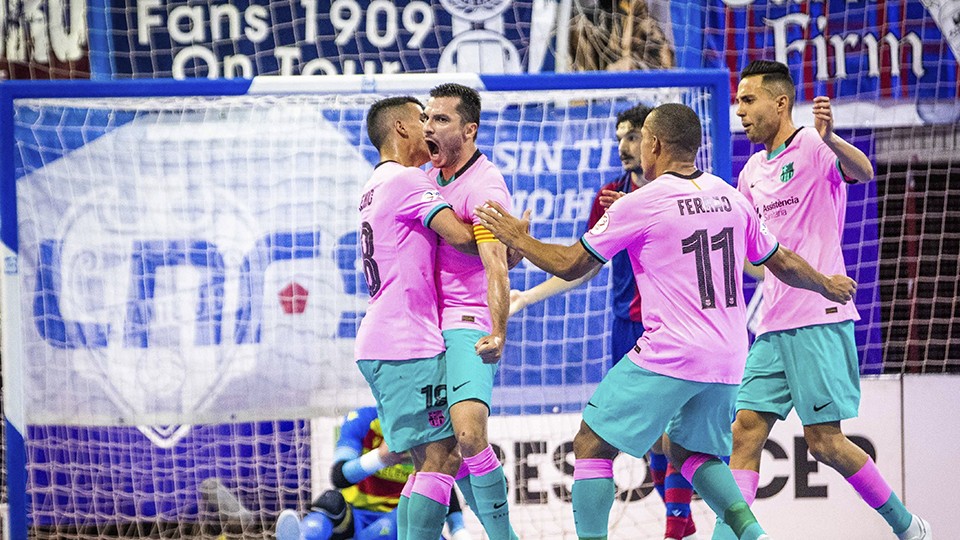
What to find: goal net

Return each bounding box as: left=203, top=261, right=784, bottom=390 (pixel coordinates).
left=1, top=71, right=729, bottom=539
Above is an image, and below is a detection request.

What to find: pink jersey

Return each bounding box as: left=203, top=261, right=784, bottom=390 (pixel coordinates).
left=581, top=171, right=779, bottom=384
left=738, top=127, right=860, bottom=336
left=355, top=161, right=452, bottom=361
left=427, top=151, right=511, bottom=332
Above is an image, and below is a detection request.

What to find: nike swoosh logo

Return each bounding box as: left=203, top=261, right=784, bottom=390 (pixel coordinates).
left=586, top=401, right=598, bottom=408
left=493, top=501, right=507, bottom=509
left=452, top=381, right=470, bottom=392
left=813, top=401, right=833, bottom=412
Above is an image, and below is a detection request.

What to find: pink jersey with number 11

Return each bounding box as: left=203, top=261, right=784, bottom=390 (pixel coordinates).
left=581, top=171, right=779, bottom=385
left=355, top=161, right=452, bottom=361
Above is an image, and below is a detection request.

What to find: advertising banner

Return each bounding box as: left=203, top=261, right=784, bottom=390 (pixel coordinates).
left=704, top=0, right=960, bottom=113
left=106, top=0, right=558, bottom=78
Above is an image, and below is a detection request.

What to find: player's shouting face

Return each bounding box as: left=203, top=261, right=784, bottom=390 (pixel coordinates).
left=423, top=96, right=478, bottom=171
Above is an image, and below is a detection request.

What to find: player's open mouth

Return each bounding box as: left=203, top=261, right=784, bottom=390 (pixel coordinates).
left=426, top=140, right=440, bottom=157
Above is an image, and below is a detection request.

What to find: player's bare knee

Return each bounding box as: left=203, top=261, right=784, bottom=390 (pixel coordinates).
left=731, top=421, right=764, bottom=454
left=573, top=421, right=616, bottom=459
left=456, top=434, right=487, bottom=458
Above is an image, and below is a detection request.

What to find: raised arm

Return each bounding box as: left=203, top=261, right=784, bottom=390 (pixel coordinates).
left=761, top=245, right=856, bottom=304
left=813, top=96, right=874, bottom=182
left=476, top=201, right=602, bottom=282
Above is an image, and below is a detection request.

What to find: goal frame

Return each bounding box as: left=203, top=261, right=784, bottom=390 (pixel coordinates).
left=0, top=69, right=730, bottom=539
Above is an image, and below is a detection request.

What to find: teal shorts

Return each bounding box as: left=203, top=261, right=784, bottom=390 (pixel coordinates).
left=583, top=359, right=738, bottom=458
left=357, top=355, right=454, bottom=453
left=443, top=329, right=498, bottom=409
left=737, top=321, right=860, bottom=425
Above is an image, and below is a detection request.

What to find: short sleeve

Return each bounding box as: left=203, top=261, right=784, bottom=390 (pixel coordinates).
left=580, top=195, right=641, bottom=263
left=812, top=136, right=846, bottom=186
left=394, top=168, right=452, bottom=226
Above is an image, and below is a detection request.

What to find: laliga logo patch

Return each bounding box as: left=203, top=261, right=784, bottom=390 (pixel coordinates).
left=421, top=190, right=441, bottom=202
left=591, top=213, right=610, bottom=234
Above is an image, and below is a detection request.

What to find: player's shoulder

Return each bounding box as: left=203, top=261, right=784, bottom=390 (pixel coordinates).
left=464, top=153, right=503, bottom=184
left=391, top=163, right=431, bottom=184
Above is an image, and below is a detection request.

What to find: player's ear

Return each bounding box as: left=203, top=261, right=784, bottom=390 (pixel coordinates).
left=776, top=94, right=790, bottom=114
left=464, top=121, right=478, bottom=140
left=395, top=118, right=408, bottom=138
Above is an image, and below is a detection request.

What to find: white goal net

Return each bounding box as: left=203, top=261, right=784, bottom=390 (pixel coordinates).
left=1, top=72, right=728, bottom=539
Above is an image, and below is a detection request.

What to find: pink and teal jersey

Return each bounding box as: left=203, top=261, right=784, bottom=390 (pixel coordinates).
left=355, top=161, right=452, bottom=361
left=428, top=151, right=511, bottom=333
left=581, top=171, right=779, bottom=384
left=738, top=127, right=860, bottom=336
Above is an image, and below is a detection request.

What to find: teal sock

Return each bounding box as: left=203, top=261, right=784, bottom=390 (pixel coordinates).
left=470, top=466, right=518, bottom=540
left=571, top=477, right=614, bottom=540
left=406, top=493, right=448, bottom=540
left=397, top=494, right=409, bottom=540
left=690, top=460, right=764, bottom=540
left=455, top=476, right=480, bottom=520
left=712, top=516, right=739, bottom=540
left=876, top=492, right=913, bottom=534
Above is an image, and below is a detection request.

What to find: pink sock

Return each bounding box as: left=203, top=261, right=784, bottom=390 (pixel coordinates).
left=574, top=458, right=614, bottom=480
left=401, top=473, right=416, bottom=498
left=411, top=472, right=454, bottom=505
left=463, top=445, right=500, bottom=477
left=679, top=453, right=713, bottom=484
left=847, top=458, right=893, bottom=509
left=454, top=461, right=470, bottom=481
left=731, top=469, right=760, bottom=505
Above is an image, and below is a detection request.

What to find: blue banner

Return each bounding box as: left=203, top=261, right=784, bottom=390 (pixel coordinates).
left=106, top=0, right=556, bottom=78
left=702, top=0, right=960, bottom=105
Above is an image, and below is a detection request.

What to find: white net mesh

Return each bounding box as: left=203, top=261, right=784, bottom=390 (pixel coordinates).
left=7, top=81, right=720, bottom=539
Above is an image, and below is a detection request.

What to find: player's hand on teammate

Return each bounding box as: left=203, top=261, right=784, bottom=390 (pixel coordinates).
left=505, top=209, right=532, bottom=269
left=822, top=274, right=857, bottom=304
left=598, top=189, right=624, bottom=208
left=475, top=334, right=505, bottom=364
left=475, top=201, right=525, bottom=247
left=813, top=96, right=835, bottom=143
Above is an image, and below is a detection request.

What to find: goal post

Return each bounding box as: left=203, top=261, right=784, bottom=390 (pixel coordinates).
left=1, top=70, right=729, bottom=539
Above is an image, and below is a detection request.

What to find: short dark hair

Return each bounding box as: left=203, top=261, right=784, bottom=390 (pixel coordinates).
left=429, top=83, right=482, bottom=126
left=740, top=60, right=796, bottom=109
left=645, top=103, right=701, bottom=161
left=366, top=96, right=422, bottom=151
left=616, top=103, right=652, bottom=129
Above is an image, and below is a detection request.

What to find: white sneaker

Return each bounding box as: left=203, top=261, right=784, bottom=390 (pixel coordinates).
left=449, top=528, right=473, bottom=540
left=275, top=509, right=302, bottom=540
left=898, top=514, right=933, bottom=540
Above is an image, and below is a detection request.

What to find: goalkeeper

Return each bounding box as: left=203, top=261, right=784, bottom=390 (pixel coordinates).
left=275, top=406, right=471, bottom=540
